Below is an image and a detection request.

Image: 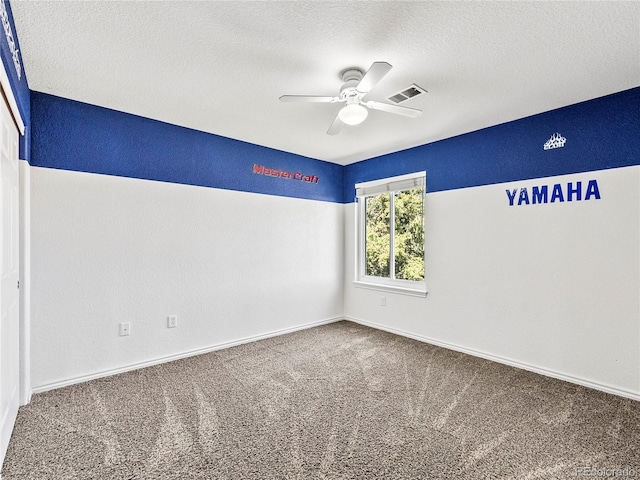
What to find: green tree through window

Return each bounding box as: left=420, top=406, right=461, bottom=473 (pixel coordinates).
left=365, top=193, right=390, bottom=277
left=364, top=187, right=424, bottom=281
left=394, top=188, right=424, bottom=281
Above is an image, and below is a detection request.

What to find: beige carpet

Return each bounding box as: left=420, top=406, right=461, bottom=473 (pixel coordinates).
left=3, top=321, right=639, bottom=479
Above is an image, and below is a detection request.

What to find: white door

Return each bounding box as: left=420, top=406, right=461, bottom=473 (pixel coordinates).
left=0, top=92, right=20, bottom=469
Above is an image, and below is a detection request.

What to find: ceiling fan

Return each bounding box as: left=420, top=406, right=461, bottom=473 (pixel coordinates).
left=280, top=61, right=422, bottom=135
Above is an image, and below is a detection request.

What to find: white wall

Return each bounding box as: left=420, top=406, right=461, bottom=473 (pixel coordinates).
left=344, top=166, right=640, bottom=399
left=29, top=163, right=640, bottom=399
left=30, top=166, right=344, bottom=390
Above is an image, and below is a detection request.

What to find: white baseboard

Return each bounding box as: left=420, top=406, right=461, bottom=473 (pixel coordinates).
left=344, top=315, right=640, bottom=402
left=29, top=315, right=640, bottom=402
left=31, top=316, right=343, bottom=395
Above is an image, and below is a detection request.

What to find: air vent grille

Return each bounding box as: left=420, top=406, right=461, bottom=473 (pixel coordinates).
left=388, top=84, right=427, bottom=104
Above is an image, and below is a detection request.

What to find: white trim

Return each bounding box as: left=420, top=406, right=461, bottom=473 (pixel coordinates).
left=0, top=387, right=18, bottom=470
left=18, top=159, right=30, bottom=406
left=355, top=172, right=427, bottom=295
left=28, top=314, right=640, bottom=402
left=0, top=97, right=21, bottom=469
left=353, top=280, right=427, bottom=297
left=355, top=171, right=425, bottom=196
left=343, top=315, right=640, bottom=402
left=0, top=55, right=24, bottom=135
left=31, top=316, right=343, bottom=394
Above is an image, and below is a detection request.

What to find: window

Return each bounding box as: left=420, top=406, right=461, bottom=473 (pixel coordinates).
left=355, top=172, right=426, bottom=296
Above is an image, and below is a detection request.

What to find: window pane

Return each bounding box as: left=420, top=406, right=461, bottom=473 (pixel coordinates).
left=365, top=193, right=390, bottom=277
left=394, top=188, right=424, bottom=281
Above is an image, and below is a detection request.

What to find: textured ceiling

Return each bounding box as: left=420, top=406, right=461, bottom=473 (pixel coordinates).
left=11, top=1, right=640, bottom=166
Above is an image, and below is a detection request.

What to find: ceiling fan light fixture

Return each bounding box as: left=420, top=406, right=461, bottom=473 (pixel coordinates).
left=280, top=62, right=422, bottom=135
left=338, top=103, right=368, bottom=125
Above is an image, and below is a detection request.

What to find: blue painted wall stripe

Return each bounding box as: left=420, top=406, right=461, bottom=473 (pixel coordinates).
left=30, top=91, right=344, bottom=203
left=30, top=87, right=639, bottom=204
left=343, top=87, right=640, bottom=203
left=1, top=0, right=30, bottom=160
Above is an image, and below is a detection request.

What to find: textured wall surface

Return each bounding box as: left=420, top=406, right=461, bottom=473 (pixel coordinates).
left=344, top=166, right=640, bottom=398
left=30, top=92, right=344, bottom=203
left=341, top=88, right=640, bottom=398
left=30, top=167, right=344, bottom=389
left=343, top=87, right=640, bottom=202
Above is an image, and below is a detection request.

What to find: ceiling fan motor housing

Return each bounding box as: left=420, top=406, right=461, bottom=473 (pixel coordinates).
left=340, top=68, right=364, bottom=100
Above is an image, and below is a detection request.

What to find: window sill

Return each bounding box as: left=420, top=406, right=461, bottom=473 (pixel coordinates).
left=353, top=280, right=428, bottom=297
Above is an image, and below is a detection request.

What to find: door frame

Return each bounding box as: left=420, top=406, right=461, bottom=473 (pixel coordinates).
left=0, top=54, right=29, bottom=409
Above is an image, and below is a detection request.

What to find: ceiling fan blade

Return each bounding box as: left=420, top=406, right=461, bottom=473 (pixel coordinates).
left=366, top=101, right=422, bottom=118
left=279, top=95, right=338, bottom=103
left=327, top=114, right=343, bottom=135
left=356, top=62, right=392, bottom=94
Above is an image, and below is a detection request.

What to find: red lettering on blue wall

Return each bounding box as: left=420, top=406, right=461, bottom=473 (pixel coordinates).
left=253, top=164, right=319, bottom=184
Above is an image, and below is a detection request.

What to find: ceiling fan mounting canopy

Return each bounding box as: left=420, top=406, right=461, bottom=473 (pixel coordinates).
left=339, top=68, right=364, bottom=96
left=339, top=68, right=368, bottom=104
left=280, top=61, right=422, bottom=135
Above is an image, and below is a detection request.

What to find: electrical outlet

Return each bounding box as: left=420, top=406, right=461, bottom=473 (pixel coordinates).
left=167, top=315, right=178, bottom=328
left=381, top=296, right=386, bottom=306
left=119, top=322, right=131, bottom=336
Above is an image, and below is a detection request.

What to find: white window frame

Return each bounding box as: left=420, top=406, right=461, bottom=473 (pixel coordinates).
left=354, top=171, right=427, bottom=297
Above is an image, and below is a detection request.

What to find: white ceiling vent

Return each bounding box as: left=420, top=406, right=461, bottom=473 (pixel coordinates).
left=388, top=84, right=427, bottom=104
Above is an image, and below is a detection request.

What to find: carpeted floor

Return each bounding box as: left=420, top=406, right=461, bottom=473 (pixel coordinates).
left=2, top=321, right=639, bottom=479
